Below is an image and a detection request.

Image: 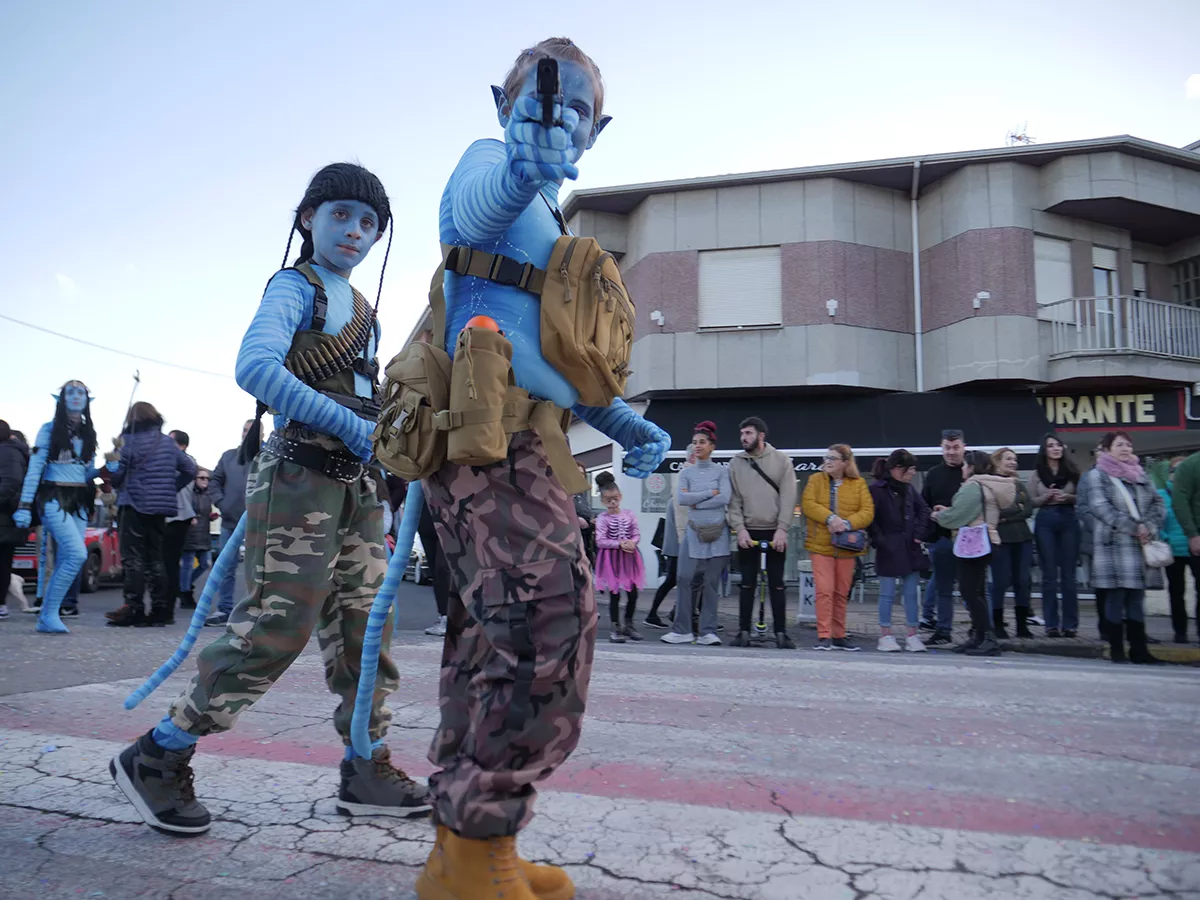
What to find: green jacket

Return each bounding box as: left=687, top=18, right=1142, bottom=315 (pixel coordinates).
left=1171, top=452, right=1200, bottom=538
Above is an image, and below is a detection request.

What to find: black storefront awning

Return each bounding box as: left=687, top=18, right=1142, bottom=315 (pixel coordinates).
left=644, top=391, right=1050, bottom=469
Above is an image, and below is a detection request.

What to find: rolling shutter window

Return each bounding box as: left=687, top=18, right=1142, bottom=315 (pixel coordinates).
left=1132, top=262, right=1147, bottom=297
left=1092, top=246, right=1118, bottom=270
left=1034, top=236, right=1073, bottom=314
left=698, top=247, right=782, bottom=329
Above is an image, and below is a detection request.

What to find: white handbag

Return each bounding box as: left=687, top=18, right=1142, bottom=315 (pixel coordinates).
left=1108, top=476, right=1171, bottom=569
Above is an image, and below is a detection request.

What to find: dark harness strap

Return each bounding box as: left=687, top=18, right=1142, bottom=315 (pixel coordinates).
left=504, top=601, right=537, bottom=732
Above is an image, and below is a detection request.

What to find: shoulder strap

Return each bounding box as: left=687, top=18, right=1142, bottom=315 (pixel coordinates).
left=291, top=263, right=329, bottom=332
left=747, top=458, right=780, bottom=493
left=538, top=191, right=571, bottom=236
left=429, top=261, right=448, bottom=350
left=440, top=243, right=547, bottom=296
left=1108, top=475, right=1142, bottom=521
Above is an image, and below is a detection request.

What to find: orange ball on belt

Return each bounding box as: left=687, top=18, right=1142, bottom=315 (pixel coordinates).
left=464, top=315, right=501, bottom=332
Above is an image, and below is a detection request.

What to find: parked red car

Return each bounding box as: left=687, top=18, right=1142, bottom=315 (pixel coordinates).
left=12, top=500, right=122, bottom=593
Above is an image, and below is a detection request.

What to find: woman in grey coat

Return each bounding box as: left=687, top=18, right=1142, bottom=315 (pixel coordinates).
left=1085, top=431, right=1165, bottom=664
left=662, top=422, right=730, bottom=646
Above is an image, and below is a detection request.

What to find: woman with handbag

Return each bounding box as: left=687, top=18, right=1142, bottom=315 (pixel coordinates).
left=988, top=448, right=1036, bottom=639
left=931, top=451, right=1011, bottom=656
left=662, top=423, right=730, bottom=647
left=868, top=450, right=932, bottom=653
left=801, top=444, right=875, bottom=651
left=1084, top=431, right=1167, bottom=665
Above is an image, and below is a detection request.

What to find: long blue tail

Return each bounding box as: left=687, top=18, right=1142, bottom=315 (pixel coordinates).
left=351, top=480, right=424, bottom=758
left=123, top=513, right=248, bottom=710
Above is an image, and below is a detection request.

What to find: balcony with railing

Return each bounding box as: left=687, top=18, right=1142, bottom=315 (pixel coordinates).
left=1041, top=296, right=1200, bottom=363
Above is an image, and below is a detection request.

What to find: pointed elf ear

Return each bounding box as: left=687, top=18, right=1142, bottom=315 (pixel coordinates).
left=586, top=115, right=612, bottom=150
left=492, top=85, right=511, bottom=126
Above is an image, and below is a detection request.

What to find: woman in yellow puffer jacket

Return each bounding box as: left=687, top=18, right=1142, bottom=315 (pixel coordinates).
left=802, top=444, right=875, bottom=650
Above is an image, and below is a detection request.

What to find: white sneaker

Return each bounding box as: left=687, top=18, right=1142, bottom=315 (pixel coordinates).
left=904, top=634, right=928, bottom=653
left=696, top=633, right=722, bottom=646
left=424, top=616, right=447, bottom=637
left=1028, top=615, right=1045, bottom=627
left=876, top=634, right=901, bottom=652
left=661, top=632, right=695, bottom=644
left=0, top=604, right=8, bottom=619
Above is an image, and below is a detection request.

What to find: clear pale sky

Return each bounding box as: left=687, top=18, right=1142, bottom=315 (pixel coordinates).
left=2, top=0, right=1198, bottom=469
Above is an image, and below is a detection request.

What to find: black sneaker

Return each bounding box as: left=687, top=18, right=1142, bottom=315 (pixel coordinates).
left=994, top=623, right=1010, bottom=640
left=1062, top=630, right=1077, bottom=638
left=965, top=637, right=1002, bottom=657
left=831, top=637, right=860, bottom=652
left=60, top=607, right=79, bottom=617
left=812, top=638, right=833, bottom=651
left=109, top=731, right=210, bottom=834
left=776, top=632, right=796, bottom=650
left=642, top=614, right=669, bottom=629
left=204, top=612, right=230, bottom=627
left=925, top=631, right=954, bottom=646
left=1174, top=633, right=1190, bottom=644
left=918, top=618, right=937, bottom=632
left=1045, top=628, right=1062, bottom=638
left=732, top=631, right=751, bottom=647
left=336, top=746, right=431, bottom=818
left=716, top=623, right=725, bottom=633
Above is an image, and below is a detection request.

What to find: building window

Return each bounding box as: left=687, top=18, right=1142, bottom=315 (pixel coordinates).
left=1174, top=256, right=1200, bottom=306
left=1034, top=236, right=1072, bottom=319
left=1132, top=262, right=1148, bottom=299
left=1092, top=246, right=1120, bottom=296
left=698, top=247, right=782, bottom=329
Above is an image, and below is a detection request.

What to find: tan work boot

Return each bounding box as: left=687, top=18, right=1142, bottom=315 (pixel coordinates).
left=419, top=826, right=573, bottom=900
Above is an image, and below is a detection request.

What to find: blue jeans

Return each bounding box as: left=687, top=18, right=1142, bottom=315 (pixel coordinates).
left=216, top=520, right=238, bottom=615
left=989, top=540, right=1033, bottom=614
left=179, top=550, right=211, bottom=591
left=922, top=537, right=957, bottom=631
left=879, top=571, right=920, bottom=628
left=1034, top=506, right=1080, bottom=631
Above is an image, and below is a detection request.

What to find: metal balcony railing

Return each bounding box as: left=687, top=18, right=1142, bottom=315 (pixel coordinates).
left=1041, top=295, right=1200, bottom=362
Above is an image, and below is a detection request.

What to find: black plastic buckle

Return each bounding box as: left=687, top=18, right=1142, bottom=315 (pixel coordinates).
left=325, top=454, right=365, bottom=484
left=490, top=255, right=532, bottom=289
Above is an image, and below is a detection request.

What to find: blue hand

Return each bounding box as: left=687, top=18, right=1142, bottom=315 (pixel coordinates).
left=13, top=509, right=31, bottom=529
left=106, top=460, right=119, bottom=472
left=505, top=96, right=581, bottom=183
left=572, top=399, right=671, bottom=479
left=346, top=417, right=374, bottom=462
left=622, top=423, right=671, bottom=479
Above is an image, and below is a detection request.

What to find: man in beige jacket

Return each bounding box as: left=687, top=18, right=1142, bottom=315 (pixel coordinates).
left=728, top=417, right=798, bottom=648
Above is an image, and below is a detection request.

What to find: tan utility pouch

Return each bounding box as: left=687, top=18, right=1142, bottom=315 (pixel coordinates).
left=540, top=236, right=634, bottom=408
left=446, top=327, right=516, bottom=466
left=372, top=341, right=452, bottom=481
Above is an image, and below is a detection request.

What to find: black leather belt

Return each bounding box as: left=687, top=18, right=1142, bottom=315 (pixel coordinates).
left=264, top=433, right=365, bottom=483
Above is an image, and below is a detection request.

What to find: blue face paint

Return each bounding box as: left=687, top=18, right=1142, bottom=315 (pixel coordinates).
left=63, top=383, right=88, bottom=413
left=305, top=200, right=381, bottom=276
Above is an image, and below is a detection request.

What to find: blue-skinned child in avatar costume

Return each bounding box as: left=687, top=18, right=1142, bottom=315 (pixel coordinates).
left=400, top=37, right=670, bottom=900
left=112, top=163, right=430, bottom=837
left=14, top=381, right=104, bottom=633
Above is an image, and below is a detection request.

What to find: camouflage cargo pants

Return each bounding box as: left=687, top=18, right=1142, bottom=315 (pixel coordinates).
left=423, top=429, right=598, bottom=838
left=169, top=436, right=398, bottom=745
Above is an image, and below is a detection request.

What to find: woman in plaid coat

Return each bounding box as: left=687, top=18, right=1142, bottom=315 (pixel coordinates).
left=1084, top=431, right=1165, bottom=664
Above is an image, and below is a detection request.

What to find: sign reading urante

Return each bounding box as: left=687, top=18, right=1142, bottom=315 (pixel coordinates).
left=1042, top=393, right=1155, bottom=427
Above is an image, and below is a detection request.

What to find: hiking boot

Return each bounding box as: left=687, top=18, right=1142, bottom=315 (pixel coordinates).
left=925, top=630, right=954, bottom=646
left=622, top=621, right=644, bottom=642
left=106, top=603, right=145, bottom=627
left=336, top=746, right=431, bottom=818
left=876, top=634, right=902, bottom=653
left=204, top=611, right=229, bottom=627
left=904, top=634, right=927, bottom=653
left=416, top=830, right=537, bottom=900
left=109, top=730, right=210, bottom=834
left=776, top=632, right=796, bottom=649
left=609, top=628, right=626, bottom=643
left=831, top=637, right=860, bottom=652
left=425, top=615, right=447, bottom=637
left=812, top=638, right=833, bottom=651
left=965, top=636, right=1002, bottom=657
left=430, top=825, right=573, bottom=900
left=642, top=613, right=669, bottom=629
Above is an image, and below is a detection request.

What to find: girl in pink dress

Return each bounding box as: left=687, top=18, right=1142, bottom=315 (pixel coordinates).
left=594, top=471, right=646, bottom=643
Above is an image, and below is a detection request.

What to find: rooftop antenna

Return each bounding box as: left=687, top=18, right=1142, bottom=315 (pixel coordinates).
left=1006, top=122, right=1036, bottom=146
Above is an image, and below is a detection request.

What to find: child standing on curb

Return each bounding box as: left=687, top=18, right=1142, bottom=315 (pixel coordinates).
left=595, top=470, right=645, bottom=642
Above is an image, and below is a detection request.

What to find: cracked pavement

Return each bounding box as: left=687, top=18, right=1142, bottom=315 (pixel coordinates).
left=2, top=597, right=1199, bottom=898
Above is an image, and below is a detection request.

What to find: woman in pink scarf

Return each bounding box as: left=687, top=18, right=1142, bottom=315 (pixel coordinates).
left=1081, top=431, right=1165, bottom=664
